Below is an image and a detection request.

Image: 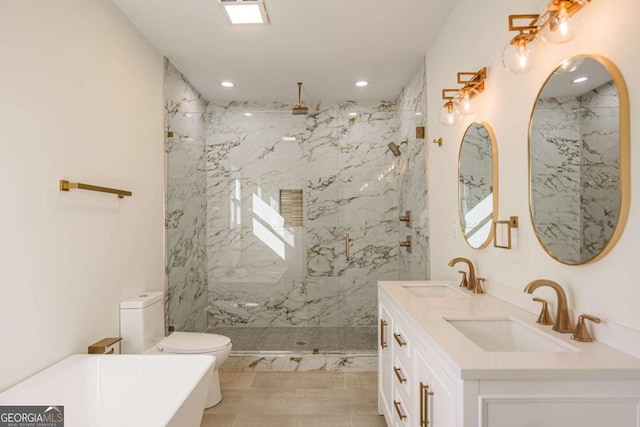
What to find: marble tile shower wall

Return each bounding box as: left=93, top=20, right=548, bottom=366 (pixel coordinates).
left=459, top=124, right=493, bottom=216
left=579, top=81, right=619, bottom=260
left=395, top=61, right=429, bottom=280
left=165, top=60, right=209, bottom=332
left=530, top=81, right=618, bottom=263
left=205, top=101, right=399, bottom=327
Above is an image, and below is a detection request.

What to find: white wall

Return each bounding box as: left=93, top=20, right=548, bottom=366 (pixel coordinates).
left=427, top=0, right=640, bottom=337
left=0, top=0, right=164, bottom=390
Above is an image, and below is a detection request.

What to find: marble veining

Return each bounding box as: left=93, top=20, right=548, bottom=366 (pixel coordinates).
left=165, top=60, right=209, bottom=332
left=165, top=59, right=430, bottom=337
left=221, top=354, right=378, bottom=372
left=530, top=80, right=619, bottom=263
left=395, top=60, right=429, bottom=280
left=206, top=100, right=399, bottom=327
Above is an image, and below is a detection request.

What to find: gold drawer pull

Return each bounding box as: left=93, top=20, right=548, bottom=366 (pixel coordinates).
left=393, top=400, right=407, bottom=420
left=394, top=332, right=407, bottom=347
left=420, top=382, right=434, bottom=426
left=380, top=319, right=388, bottom=349
left=393, top=366, right=407, bottom=384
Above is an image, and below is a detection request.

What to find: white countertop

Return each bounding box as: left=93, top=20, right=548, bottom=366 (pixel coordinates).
left=379, top=280, right=640, bottom=381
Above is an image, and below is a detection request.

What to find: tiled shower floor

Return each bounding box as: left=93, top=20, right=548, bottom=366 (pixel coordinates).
left=205, top=327, right=377, bottom=353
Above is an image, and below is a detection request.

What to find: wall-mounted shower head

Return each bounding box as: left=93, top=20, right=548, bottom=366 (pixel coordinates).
left=292, top=82, right=309, bottom=115
left=388, top=140, right=408, bottom=157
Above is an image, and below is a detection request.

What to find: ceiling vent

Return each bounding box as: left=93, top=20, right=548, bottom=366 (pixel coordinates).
left=219, top=0, right=269, bottom=25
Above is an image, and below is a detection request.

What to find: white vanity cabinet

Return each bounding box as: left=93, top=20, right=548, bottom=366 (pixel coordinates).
left=379, top=294, right=458, bottom=427
left=378, top=282, right=640, bottom=427
left=378, top=301, right=394, bottom=425
left=414, top=349, right=457, bottom=427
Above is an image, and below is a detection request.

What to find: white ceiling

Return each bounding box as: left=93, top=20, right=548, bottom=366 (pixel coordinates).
left=111, top=0, right=458, bottom=102
left=540, top=57, right=614, bottom=99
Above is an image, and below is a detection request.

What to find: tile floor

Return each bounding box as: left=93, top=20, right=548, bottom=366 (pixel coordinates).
left=201, top=371, right=388, bottom=427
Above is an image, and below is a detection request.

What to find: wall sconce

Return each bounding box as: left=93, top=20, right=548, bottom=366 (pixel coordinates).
left=503, top=0, right=591, bottom=74
left=438, top=90, right=460, bottom=127
left=438, top=67, right=487, bottom=127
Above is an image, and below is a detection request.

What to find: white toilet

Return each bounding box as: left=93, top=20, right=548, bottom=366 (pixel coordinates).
left=119, top=292, right=232, bottom=408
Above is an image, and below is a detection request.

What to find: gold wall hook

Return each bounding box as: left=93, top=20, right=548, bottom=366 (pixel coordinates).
left=571, top=314, right=601, bottom=342
left=533, top=297, right=554, bottom=325
left=433, top=137, right=443, bottom=147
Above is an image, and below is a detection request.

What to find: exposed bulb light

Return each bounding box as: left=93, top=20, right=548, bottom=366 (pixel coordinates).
left=453, top=87, right=479, bottom=115
left=502, top=33, right=540, bottom=74
left=438, top=101, right=459, bottom=127
left=220, top=81, right=235, bottom=88
left=537, top=0, right=586, bottom=44
left=571, top=76, right=589, bottom=84
left=503, top=2, right=590, bottom=74
left=438, top=67, right=486, bottom=126
left=355, top=81, right=369, bottom=87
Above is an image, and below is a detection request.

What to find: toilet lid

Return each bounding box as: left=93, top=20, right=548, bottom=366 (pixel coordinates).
left=158, top=332, right=231, bottom=354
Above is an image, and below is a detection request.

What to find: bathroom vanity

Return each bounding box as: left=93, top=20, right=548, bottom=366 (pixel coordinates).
left=378, top=281, right=640, bottom=427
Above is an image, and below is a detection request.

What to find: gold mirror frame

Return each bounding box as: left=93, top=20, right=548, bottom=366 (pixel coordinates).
left=528, top=55, right=630, bottom=265
left=458, top=121, right=499, bottom=249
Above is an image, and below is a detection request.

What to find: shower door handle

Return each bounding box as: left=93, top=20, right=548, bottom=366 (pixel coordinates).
left=345, top=234, right=350, bottom=261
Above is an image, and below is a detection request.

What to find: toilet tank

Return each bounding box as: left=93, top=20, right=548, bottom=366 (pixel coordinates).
left=119, top=292, right=165, bottom=354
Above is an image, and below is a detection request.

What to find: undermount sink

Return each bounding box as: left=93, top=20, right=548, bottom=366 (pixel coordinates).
left=402, top=284, right=469, bottom=298
left=445, top=317, right=579, bottom=352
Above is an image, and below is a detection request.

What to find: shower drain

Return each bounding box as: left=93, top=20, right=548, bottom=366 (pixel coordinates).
left=296, top=341, right=306, bottom=345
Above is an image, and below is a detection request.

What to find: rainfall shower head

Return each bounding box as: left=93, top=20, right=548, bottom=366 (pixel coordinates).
left=292, top=82, right=309, bottom=115
left=388, top=141, right=408, bottom=157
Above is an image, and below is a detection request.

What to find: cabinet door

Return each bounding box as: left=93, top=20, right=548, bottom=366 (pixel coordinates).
left=379, top=301, right=393, bottom=422
left=415, top=349, right=457, bottom=427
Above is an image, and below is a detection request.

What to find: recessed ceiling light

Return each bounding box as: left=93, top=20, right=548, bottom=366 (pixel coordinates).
left=282, top=136, right=296, bottom=141
left=355, top=81, right=369, bottom=87
left=348, top=112, right=358, bottom=116
left=415, top=112, right=423, bottom=116
left=220, top=81, right=235, bottom=88
left=244, top=112, right=253, bottom=117
left=219, top=0, right=269, bottom=25
left=572, top=76, right=589, bottom=84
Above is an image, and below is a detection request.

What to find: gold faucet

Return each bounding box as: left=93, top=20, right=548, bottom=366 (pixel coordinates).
left=524, top=279, right=574, bottom=333
left=448, top=257, right=475, bottom=291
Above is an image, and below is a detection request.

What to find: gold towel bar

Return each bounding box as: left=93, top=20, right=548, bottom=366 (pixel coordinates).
left=60, top=180, right=132, bottom=199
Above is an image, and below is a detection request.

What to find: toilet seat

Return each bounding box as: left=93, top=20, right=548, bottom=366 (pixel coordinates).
left=158, top=332, right=231, bottom=354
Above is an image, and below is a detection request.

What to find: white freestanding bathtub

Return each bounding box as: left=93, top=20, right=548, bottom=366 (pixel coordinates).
left=0, top=354, right=214, bottom=427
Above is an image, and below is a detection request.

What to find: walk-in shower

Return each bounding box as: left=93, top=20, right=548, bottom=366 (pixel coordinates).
left=164, top=60, right=428, bottom=357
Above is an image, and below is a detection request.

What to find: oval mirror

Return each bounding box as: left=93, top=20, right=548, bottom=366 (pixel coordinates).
left=529, top=55, right=630, bottom=265
left=458, top=122, right=498, bottom=249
